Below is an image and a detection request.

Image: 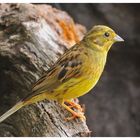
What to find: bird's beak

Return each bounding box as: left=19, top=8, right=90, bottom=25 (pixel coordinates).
left=114, top=35, right=124, bottom=42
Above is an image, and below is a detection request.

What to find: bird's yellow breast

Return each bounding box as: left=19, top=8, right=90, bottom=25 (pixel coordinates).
left=53, top=49, right=107, bottom=100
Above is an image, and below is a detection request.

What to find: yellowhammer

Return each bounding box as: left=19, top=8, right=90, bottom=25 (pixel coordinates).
left=0, top=25, right=124, bottom=123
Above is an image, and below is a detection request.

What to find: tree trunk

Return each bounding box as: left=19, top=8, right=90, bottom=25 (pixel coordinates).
left=0, top=4, right=90, bottom=137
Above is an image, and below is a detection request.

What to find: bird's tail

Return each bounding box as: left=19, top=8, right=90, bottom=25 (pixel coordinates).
left=0, top=101, right=24, bottom=123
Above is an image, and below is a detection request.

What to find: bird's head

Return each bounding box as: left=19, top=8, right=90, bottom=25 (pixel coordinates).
left=84, top=25, right=124, bottom=52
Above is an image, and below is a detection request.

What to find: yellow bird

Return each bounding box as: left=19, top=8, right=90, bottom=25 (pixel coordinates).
left=0, top=25, right=124, bottom=123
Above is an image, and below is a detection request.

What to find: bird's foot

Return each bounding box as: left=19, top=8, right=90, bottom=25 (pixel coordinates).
left=62, top=100, right=86, bottom=121
left=65, top=111, right=86, bottom=121
left=65, top=100, right=83, bottom=112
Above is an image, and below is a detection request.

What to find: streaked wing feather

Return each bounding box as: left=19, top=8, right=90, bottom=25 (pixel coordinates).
left=24, top=45, right=83, bottom=101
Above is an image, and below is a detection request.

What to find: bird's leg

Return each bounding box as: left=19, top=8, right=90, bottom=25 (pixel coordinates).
left=59, top=99, right=86, bottom=121
left=65, top=99, right=83, bottom=112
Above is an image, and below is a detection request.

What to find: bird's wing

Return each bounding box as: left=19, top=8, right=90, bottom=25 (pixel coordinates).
left=24, top=45, right=84, bottom=101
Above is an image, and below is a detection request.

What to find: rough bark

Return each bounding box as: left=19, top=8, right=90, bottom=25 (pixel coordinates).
left=0, top=4, right=90, bottom=137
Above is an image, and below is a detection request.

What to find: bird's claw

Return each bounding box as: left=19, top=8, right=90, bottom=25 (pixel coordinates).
left=65, top=100, right=84, bottom=112
left=65, top=112, right=86, bottom=121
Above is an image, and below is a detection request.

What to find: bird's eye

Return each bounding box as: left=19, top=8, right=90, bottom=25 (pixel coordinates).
left=104, top=32, right=110, bottom=37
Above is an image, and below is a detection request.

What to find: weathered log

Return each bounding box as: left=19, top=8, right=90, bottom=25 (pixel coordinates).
left=0, top=4, right=90, bottom=137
